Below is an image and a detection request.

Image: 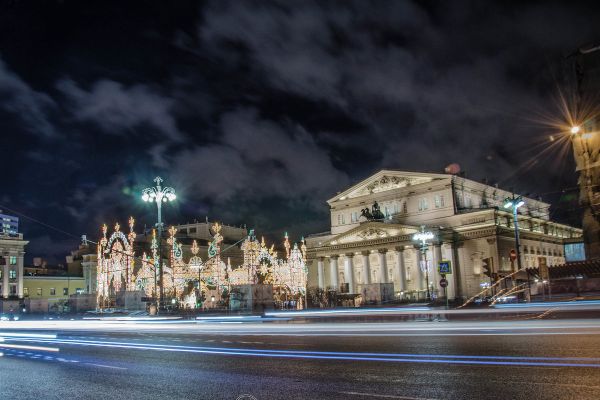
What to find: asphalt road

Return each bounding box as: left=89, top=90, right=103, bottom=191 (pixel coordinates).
left=2, top=319, right=600, bottom=400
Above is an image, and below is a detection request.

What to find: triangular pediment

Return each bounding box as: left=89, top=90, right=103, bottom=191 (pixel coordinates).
left=324, top=222, right=419, bottom=246
left=329, top=170, right=450, bottom=204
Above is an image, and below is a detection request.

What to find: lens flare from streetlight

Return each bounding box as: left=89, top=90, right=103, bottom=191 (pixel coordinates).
left=571, top=125, right=580, bottom=134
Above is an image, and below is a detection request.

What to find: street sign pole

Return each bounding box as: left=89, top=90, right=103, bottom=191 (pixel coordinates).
left=444, top=274, right=448, bottom=310
left=439, top=275, right=449, bottom=309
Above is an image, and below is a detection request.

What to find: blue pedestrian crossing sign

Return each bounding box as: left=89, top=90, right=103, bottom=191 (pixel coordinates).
left=438, top=260, right=452, bottom=274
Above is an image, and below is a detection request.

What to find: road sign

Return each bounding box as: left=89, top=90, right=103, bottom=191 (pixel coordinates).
left=438, top=260, right=452, bottom=274
left=510, top=249, right=517, bottom=261
left=439, top=278, right=448, bottom=288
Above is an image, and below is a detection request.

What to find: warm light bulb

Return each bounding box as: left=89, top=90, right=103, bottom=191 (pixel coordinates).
left=571, top=125, right=580, bottom=134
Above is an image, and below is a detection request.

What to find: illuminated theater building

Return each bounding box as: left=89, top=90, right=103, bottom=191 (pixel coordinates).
left=305, top=170, right=583, bottom=301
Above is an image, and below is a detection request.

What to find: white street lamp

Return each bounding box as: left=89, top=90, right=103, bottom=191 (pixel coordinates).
left=413, top=226, right=435, bottom=301
left=142, top=176, right=176, bottom=309
left=504, top=194, right=524, bottom=271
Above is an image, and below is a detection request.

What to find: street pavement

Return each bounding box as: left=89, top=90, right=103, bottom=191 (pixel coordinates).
left=2, top=317, right=600, bottom=400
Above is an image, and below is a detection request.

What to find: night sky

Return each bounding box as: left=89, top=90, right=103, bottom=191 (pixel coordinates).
left=1, top=0, right=599, bottom=263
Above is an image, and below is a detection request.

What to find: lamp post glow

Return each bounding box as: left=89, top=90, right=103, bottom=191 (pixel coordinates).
left=413, top=226, right=435, bottom=301
left=142, top=176, right=176, bottom=309
left=504, top=194, right=524, bottom=272
left=571, top=125, right=581, bottom=134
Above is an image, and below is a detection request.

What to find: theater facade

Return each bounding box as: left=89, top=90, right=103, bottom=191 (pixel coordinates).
left=305, top=170, right=582, bottom=301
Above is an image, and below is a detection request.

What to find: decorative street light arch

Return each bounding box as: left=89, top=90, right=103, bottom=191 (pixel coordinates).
left=142, top=176, right=176, bottom=308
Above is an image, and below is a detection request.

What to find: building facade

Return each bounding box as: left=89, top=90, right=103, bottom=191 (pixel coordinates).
left=0, top=220, right=27, bottom=299
left=306, top=170, right=582, bottom=301
left=0, top=211, right=19, bottom=236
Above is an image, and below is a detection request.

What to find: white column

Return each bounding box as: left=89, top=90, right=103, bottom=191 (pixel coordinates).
left=361, top=251, right=371, bottom=284
left=2, top=258, right=9, bottom=298
left=457, top=244, right=468, bottom=299
left=445, top=244, right=457, bottom=300
left=344, top=254, right=355, bottom=293
left=414, top=249, right=425, bottom=291
left=394, top=247, right=406, bottom=292
left=317, top=258, right=325, bottom=289
left=378, top=249, right=388, bottom=283
left=17, top=255, right=24, bottom=298
left=329, top=256, right=339, bottom=290
left=432, top=244, right=443, bottom=297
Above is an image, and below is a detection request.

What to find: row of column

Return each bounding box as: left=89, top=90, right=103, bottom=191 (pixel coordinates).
left=316, top=243, right=457, bottom=299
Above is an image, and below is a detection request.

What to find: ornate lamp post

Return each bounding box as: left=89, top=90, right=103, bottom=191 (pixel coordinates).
left=503, top=194, right=525, bottom=271
left=142, top=176, right=176, bottom=309
left=413, top=226, right=434, bottom=301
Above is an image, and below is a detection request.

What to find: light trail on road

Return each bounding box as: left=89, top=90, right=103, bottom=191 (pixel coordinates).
left=2, top=318, right=600, bottom=336
left=5, top=336, right=600, bottom=368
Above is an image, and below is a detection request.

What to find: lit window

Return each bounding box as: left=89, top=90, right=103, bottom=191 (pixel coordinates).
left=23, top=287, right=29, bottom=297
left=76, top=288, right=84, bottom=295
left=50, top=288, right=56, bottom=296
left=9, top=256, right=17, bottom=265
left=9, top=270, right=16, bottom=279
left=63, top=288, right=69, bottom=295
left=37, top=288, right=42, bottom=296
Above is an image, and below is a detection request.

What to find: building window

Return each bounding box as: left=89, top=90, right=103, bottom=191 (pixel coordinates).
left=342, top=214, right=346, bottom=224
left=37, top=288, right=42, bottom=296
left=188, top=227, right=197, bottom=234
left=464, top=194, right=472, bottom=207
left=50, top=288, right=56, bottom=296
left=23, top=287, right=29, bottom=297
left=403, top=201, right=408, bottom=214
left=394, top=203, right=400, bottom=214
left=9, top=270, right=16, bottom=279
left=434, top=195, right=445, bottom=208
left=10, top=285, right=16, bottom=295
left=351, top=212, right=358, bottom=223
left=63, top=288, right=69, bottom=295
left=418, top=198, right=429, bottom=211
left=337, top=214, right=342, bottom=225
left=76, top=288, right=84, bottom=295
left=9, top=256, right=17, bottom=265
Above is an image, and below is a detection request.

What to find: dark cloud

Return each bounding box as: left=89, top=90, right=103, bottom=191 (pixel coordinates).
left=0, top=56, right=56, bottom=137
left=0, top=0, right=597, bottom=261
left=57, top=79, right=183, bottom=141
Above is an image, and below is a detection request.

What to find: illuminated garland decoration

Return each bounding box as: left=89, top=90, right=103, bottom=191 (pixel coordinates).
left=96, top=219, right=307, bottom=309
left=97, top=217, right=136, bottom=307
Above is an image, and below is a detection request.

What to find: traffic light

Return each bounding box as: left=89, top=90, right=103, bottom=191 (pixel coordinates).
left=482, top=257, right=494, bottom=278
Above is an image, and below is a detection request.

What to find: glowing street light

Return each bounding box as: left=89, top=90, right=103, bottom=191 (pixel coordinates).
left=413, top=226, right=435, bottom=301
left=571, top=125, right=581, bottom=134
left=142, top=176, right=176, bottom=309
left=504, top=194, right=524, bottom=271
